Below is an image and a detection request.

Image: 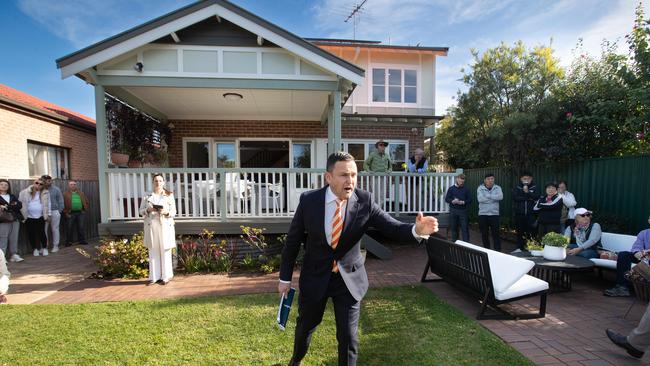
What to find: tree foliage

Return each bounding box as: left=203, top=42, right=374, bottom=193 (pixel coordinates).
left=437, top=3, right=650, bottom=170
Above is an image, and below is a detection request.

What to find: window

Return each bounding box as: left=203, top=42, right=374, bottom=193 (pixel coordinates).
left=215, top=143, right=236, bottom=168
left=341, top=140, right=408, bottom=172
left=185, top=141, right=209, bottom=168
left=292, top=143, right=311, bottom=168
left=372, top=67, right=417, bottom=104
left=27, top=142, right=70, bottom=179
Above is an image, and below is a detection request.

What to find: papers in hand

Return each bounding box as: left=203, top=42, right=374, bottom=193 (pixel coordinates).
left=276, top=288, right=296, bottom=331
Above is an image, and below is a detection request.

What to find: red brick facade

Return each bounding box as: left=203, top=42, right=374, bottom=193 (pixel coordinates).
left=168, top=119, right=424, bottom=167
left=0, top=107, right=97, bottom=180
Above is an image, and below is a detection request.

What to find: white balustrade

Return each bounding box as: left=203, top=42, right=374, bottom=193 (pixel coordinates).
left=106, top=169, right=458, bottom=221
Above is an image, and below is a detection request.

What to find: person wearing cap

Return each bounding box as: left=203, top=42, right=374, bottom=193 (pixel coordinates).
left=445, top=173, right=472, bottom=242
left=604, top=216, right=650, bottom=297
left=364, top=140, right=392, bottom=173
left=563, top=207, right=601, bottom=259
left=512, top=172, right=538, bottom=250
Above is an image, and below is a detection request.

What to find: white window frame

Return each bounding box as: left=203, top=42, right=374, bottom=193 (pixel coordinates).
left=27, top=141, right=70, bottom=179
left=183, top=137, right=213, bottom=168
left=341, top=139, right=409, bottom=170
left=368, top=63, right=420, bottom=107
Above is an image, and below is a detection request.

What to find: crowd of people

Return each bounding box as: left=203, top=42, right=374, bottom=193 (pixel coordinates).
left=2, top=176, right=91, bottom=260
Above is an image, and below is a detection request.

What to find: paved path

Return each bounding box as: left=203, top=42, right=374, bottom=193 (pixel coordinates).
left=5, top=229, right=650, bottom=365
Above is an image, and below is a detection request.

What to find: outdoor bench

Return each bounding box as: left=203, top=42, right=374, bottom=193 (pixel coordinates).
left=591, top=232, right=637, bottom=273
left=421, top=236, right=548, bottom=320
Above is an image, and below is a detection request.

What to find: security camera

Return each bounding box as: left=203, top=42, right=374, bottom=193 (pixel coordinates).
left=134, top=62, right=144, bottom=72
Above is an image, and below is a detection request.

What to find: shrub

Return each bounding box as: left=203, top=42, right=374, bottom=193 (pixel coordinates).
left=177, top=229, right=234, bottom=274
left=541, top=232, right=569, bottom=247
left=93, top=233, right=149, bottom=279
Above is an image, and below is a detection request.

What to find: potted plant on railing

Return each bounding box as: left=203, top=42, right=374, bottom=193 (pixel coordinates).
left=541, top=232, right=569, bottom=261
left=111, top=143, right=131, bottom=167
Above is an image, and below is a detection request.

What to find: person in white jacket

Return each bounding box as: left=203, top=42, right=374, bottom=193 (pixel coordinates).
left=138, top=174, right=176, bottom=285
left=558, top=181, right=577, bottom=232
left=0, top=249, right=10, bottom=304
left=477, top=174, right=503, bottom=251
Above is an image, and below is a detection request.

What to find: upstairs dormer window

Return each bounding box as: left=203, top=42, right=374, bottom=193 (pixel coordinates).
left=372, top=67, right=417, bottom=104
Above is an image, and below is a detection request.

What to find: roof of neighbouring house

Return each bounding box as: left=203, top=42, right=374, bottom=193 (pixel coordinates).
left=0, top=84, right=96, bottom=130
left=306, top=38, right=449, bottom=54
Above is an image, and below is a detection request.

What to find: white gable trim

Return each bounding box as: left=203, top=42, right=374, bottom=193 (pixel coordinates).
left=60, top=3, right=364, bottom=85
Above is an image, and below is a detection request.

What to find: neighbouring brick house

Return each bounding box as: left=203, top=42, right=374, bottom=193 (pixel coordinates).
left=0, top=84, right=97, bottom=180
left=55, top=0, right=456, bottom=235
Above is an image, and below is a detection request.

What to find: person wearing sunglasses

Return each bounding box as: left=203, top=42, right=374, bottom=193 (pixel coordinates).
left=604, top=216, right=650, bottom=297
left=563, top=207, right=601, bottom=259
left=18, top=179, right=50, bottom=257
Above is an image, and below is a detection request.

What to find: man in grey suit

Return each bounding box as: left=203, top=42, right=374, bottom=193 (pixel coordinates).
left=279, top=152, right=439, bottom=366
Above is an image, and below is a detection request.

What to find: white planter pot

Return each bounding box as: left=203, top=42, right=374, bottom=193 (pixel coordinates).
left=543, top=245, right=567, bottom=261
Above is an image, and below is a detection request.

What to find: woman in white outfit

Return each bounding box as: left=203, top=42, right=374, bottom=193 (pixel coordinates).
left=18, top=178, right=50, bottom=257
left=558, top=181, right=577, bottom=233
left=139, top=174, right=176, bottom=285
left=0, top=249, right=10, bottom=304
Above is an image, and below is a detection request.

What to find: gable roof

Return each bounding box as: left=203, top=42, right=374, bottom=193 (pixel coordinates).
left=56, top=0, right=364, bottom=83
left=0, top=84, right=96, bottom=130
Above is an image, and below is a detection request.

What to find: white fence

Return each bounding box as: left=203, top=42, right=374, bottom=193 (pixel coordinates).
left=107, top=168, right=461, bottom=220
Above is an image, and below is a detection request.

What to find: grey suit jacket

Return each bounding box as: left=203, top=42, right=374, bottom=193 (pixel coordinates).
left=280, top=186, right=415, bottom=302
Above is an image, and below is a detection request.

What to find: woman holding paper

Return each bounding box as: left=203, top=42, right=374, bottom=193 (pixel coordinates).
left=139, top=173, right=176, bottom=285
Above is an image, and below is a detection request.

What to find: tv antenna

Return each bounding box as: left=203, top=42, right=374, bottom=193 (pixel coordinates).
left=344, top=0, right=367, bottom=40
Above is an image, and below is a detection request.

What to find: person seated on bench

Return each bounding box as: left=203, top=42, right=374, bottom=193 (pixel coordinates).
left=604, top=216, right=650, bottom=297
left=563, top=208, right=601, bottom=259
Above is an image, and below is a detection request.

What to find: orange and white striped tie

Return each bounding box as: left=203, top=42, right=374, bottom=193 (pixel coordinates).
left=331, top=199, right=344, bottom=273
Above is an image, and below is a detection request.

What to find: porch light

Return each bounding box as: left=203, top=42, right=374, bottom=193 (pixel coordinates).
left=223, top=92, right=243, bottom=101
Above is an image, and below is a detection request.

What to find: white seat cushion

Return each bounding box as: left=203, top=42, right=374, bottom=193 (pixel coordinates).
left=590, top=258, right=617, bottom=269
left=455, top=240, right=534, bottom=294
left=494, top=274, right=549, bottom=301
left=601, top=232, right=636, bottom=253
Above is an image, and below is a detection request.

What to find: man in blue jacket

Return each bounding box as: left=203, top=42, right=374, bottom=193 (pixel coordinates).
left=445, top=173, right=472, bottom=242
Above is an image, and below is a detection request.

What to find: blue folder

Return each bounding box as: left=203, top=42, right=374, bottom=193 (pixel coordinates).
left=276, top=288, right=296, bottom=331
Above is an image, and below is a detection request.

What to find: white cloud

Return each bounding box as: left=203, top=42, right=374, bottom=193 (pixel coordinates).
left=17, top=0, right=190, bottom=48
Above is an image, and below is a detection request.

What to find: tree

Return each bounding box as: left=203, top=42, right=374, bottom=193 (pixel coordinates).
left=436, top=41, right=564, bottom=170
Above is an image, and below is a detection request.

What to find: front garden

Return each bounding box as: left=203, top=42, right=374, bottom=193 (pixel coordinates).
left=0, top=286, right=532, bottom=365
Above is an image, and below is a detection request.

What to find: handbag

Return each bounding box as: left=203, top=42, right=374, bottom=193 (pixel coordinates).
left=0, top=210, right=14, bottom=223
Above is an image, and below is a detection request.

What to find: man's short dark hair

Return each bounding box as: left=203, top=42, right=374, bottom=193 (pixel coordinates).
left=520, top=171, right=532, bottom=178
left=484, top=173, right=494, bottom=179
left=41, top=175, right=52, bottom=180
left=326, top=152, right=355, bottom=172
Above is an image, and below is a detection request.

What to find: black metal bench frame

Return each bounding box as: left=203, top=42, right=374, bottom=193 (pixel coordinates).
left=421, top=236, right=547, bottom=320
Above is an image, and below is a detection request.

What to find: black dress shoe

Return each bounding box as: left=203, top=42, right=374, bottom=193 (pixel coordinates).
left=606, top=329, right=645, bottom=358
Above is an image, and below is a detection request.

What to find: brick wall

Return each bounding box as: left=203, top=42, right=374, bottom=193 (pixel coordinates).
left=0, top=107, right=98, bottom=180
left=168, top=119, right=424, bottom=167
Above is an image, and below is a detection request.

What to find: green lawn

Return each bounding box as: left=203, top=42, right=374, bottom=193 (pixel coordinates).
left=0, top=285, right=532, bottom=365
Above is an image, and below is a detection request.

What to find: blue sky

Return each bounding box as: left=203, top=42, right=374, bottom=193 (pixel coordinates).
left=0, top=0, right=646, bottom=119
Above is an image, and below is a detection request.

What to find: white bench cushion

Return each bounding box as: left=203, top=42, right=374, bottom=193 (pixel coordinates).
left=494, top=274, right=549, bottom=301
left=455, top=240, right=534, bottom=294
left=590, top=258, right=617, bottom=269
left=601, top=232, right=636, bottom=253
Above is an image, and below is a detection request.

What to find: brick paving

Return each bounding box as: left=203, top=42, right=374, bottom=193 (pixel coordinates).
left=5, top=229, right=650, bottom=365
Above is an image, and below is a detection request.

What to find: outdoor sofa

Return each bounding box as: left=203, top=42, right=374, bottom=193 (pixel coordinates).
left=421, top=236, right=548, bottom=319
left=591, top=232, right=637, bottom=272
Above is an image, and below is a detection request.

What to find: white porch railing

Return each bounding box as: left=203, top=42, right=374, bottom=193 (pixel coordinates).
left=106, top=168, right=461, bottom=221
